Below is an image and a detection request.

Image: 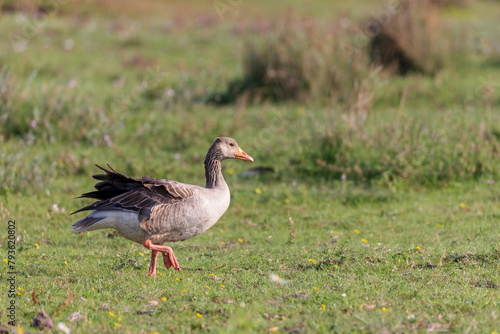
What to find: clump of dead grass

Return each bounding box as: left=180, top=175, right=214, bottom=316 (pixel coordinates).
left=211, top=0, right=449, bottom=106
left=368, top=0, right=443, bottom=75
left=209, top=13, right=368, bottom=105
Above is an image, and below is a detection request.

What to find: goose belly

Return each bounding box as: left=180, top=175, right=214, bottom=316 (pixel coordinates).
left=87, top=210, right=147, bottom=244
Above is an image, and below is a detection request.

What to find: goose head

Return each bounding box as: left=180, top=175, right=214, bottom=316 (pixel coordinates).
left=212, top=137, right=254, bottom=162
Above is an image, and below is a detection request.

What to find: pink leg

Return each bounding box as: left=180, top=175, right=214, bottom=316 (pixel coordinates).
left=143, top=240, right=181, bottom=272
left=161, top=248, right=180, bottom=271
left=147, top=250, right=159, bottom=277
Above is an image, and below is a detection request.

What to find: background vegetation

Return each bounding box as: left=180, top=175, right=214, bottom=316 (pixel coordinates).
left=1, top=0, right=499, bottom=332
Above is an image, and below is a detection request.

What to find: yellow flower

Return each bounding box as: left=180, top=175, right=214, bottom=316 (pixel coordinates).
left=313, top=286, right=317, bottom=290
left=109, top=312, right=115, bottom=317
left=118, top=317, right=122, bottom=321
left=219, top=241, right=224, bottom=244
left=255, top=188, right=261, bottom=194
left=460, top=203, right=466, bottom=208
left=16, top=292, right=21, bottom=295
left=219, top=229, right=225, bottom=234
left=406, top=310, right=410, bottom=313
left=220, top=284, right=225, bottom=288
left=35, top=244, right=39, bottom=249
left=18, top=287, right=23, bottom=291
left=238, top=238, right=243, bottom=242
left=210, top=274, right=215, bottom=276
left=3, top=259, right=7, bottom=263
left=321, top=304, right=326, bottom=310
left=361, top=239, right=368, bottom=243
left=304, top=251, right=308, bottom=254
left=282, top=316, right=287, bottom=320
left=382, top=307, right=387, bottom=312
left=284, top=199, right=290, bottom=204
left=270, top=327, right=278, bottom=333
left=438, top=224, right=443, bottom=228
left=182, top=290, right=187, bottom=293
left=206, top=286, right=210, bottom=289
left=196, top=313, right=203, bottom=318
left=114, top=323, right=120, bottom=326
left=64, top=261, right=68, bottom=265
left=175, top=278, right=180, bottom=282
left=139, top=252, right=144, bottom=256
left=160, top=297, right=167, bottom=301
left=309, top=259, right=315, bottom=263
left=353, top=229, right=360, bottom=234
left=227, top=168, right=234, bottom=175
left=416, top=246, right=420, bottom=250
left=425, top=221, right=429, bottom=225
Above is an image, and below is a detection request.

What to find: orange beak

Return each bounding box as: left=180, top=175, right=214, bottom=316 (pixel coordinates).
left=235, top=146, right=254, bottom=162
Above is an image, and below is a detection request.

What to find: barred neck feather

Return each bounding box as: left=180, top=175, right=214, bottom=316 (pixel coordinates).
left=204, top=147, right=224, bottom=188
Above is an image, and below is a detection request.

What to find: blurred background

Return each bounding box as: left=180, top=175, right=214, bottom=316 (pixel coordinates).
left=1, top=0, right=499, bottom=193
left=1, top=1, right=500, bottom=332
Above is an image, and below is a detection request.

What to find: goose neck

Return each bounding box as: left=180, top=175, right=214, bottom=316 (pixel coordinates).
left=204, top=151, right=224, bottom=188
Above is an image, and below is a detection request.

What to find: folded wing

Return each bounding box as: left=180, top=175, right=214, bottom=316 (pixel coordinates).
left=72, top=164, right=195, bottom=224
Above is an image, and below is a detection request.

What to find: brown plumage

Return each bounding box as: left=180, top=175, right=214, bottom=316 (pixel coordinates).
left=72, top=137, right=254, bottom=277
left=73, top=165, right=196, bottom=227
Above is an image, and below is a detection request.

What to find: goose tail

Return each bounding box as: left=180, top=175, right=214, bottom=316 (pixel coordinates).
left=72, top=215, right=105, bottom=233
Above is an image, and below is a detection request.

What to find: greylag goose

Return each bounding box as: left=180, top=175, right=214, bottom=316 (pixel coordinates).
left=72, top=137, right=253, bottom=277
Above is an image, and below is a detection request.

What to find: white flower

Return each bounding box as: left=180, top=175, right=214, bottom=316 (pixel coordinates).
left=269, top=273, right=286, bottom=285
left=63, top=39, right=74, bottom=50
left=58, top=322, right=71, bottom=334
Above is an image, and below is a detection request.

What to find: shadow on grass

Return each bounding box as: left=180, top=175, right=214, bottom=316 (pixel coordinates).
left=298, top=259, right=344, bottom=271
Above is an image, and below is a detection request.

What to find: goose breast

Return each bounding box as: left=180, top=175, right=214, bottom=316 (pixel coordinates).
left=142, top=184, right=230, bottom=244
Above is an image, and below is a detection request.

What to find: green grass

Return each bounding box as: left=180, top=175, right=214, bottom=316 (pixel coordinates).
left=1, top=0, right=500, bottom=333
left=4, top=183, right=500, bottom=332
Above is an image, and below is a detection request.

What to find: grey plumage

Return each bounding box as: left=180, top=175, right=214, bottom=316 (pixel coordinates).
left=71, top=137, right=254, bottom=276
left=72, top=137, right=253, bottom=244
left=72, top=216, right=104, bottom=233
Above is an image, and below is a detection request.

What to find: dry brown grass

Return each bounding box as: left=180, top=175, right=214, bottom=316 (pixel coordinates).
left=368, top=0, right=443, bottom=75
left=211, top=0, right=454, bottom=106
left=210, top=13, right=370, bottom=105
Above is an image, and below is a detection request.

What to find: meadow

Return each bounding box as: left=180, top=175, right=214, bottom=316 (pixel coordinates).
left=1, top=0, right=500, bottom=332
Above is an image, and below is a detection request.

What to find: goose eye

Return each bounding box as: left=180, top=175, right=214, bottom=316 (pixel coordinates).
left=229, top=143, right=234, bottom=146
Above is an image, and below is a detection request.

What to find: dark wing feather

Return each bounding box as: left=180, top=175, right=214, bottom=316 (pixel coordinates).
left=77, top=164, right=143, bottom=200
left=141, top=176, right=194, bottom=200
left=72, top=164, right=195, bottom=221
